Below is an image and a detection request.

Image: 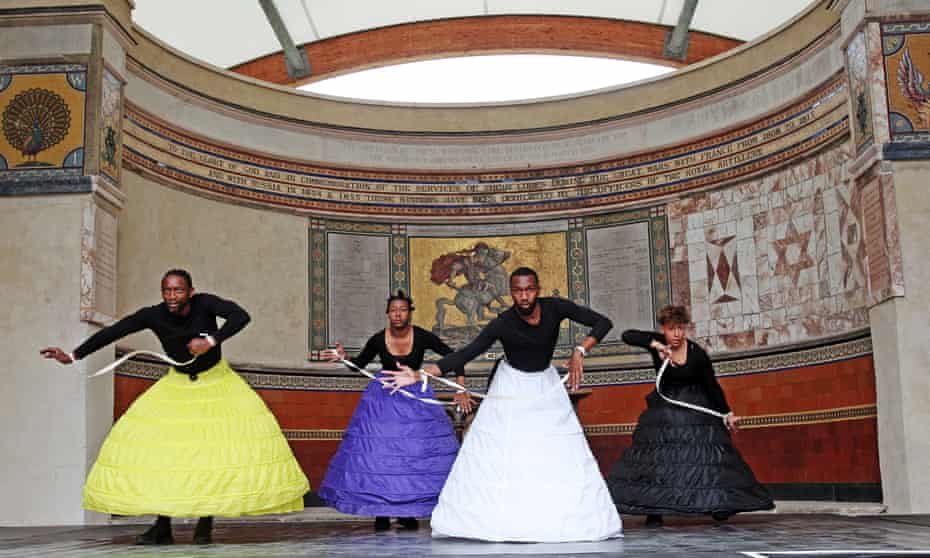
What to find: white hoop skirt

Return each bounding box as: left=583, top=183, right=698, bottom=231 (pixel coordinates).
left=430, top=360, right=621, bottom=542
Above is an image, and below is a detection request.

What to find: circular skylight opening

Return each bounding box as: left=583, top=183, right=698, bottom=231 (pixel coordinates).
left=298, top=54, right=675, bottom=104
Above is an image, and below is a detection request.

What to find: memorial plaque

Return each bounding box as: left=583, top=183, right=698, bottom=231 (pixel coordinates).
left=93, top=208, right=118, bottom=319
left=586, top=222, right=655, bottom=343
left=80, top=203, right=118, bottom=324
left=327, top=233, right=390, bottom=349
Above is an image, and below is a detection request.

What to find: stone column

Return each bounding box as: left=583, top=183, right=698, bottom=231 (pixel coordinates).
left=0, top=0, right=132, bottom=525
left=839, top=0, right=930, bottom=513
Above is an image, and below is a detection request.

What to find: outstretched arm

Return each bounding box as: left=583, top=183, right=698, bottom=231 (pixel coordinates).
left=41, top=309, right=149, bottom=364
left=435, top=321, right=500, bottom=375
left=384, top=321, right=500, bottom=391
left=349, top=334, right=379, bottom=369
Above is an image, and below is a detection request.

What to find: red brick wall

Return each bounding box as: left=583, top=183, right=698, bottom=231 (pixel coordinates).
left=578, top=355, right=880, bottom=483
left=114, top=354, right=879, bottom=489
left=230, top=16, right=742, bottom=85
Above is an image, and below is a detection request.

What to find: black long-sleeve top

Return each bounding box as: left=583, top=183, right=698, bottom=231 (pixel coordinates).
left=622, top=329, right=731, bottom=413
left=437, top=297, right=612, bottom=374
left=73, top=293, right=251, bottom=376
left=352, top=326, right=463, bottom=376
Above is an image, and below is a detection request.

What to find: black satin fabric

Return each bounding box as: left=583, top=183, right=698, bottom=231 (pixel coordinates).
left=607, top=384, right=774, bottom=516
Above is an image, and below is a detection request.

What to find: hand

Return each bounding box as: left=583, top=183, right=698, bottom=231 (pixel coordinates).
left=40, top=347, right=73, bottom=365
left=724, top=413, right=741, bottom=431
left=651, top=340, right=672, bottom=362
left=381, top=364, right=420, bottom=394
left=322, top=343, right=346, bottom=362
left=422, top=364, right=441, bottom=377
left=187, top=337, right=213, bottom=356
left=564, top=351, right=584, bottom=392
left=453, top=391, right=474, bottom=414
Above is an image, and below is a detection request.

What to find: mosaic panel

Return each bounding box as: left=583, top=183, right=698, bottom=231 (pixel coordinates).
left=882, top=21, right=930, bottom=144
left=0, top=64, right=86, bottom=180
left=846, top=31, right=875, bottom=154
left=308, top=211, right=669, bottom=361
left=99, top=67, right=122, bottom=185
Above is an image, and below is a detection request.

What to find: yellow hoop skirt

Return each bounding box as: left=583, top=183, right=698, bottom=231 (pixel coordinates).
left=83, top=360, right=309, bottom=517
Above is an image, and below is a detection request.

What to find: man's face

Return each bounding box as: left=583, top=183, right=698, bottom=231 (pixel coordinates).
left=161, top=274, right=193, bottom=314
left=387, top=299, right=412, bottom=329
left=510, top=274, right=540, bottom=316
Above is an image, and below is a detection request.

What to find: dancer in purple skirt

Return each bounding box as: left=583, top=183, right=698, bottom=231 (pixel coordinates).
left=320, top=290, right=467, bottom=531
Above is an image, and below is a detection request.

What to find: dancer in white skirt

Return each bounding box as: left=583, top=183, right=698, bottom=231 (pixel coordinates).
left=384, top=267, right=622, bottom=542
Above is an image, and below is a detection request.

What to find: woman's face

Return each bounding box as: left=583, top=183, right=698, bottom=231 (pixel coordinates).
left=660, top=321, right=687, bottom=349
left=387, top=300, right=412, bottom=329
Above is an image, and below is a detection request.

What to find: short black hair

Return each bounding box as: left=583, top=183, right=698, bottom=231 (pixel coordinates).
left=162, top=269, right=193, bottom=289
left=386, top=289, right=414, bottom=312
left=509, top=267, right=539, bottom=284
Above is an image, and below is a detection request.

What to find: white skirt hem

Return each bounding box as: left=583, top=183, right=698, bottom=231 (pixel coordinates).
left=430, top=360, right=622, bottom=543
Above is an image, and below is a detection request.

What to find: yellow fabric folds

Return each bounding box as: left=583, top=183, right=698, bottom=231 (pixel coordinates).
left=83, top=360, right=309, bottom=517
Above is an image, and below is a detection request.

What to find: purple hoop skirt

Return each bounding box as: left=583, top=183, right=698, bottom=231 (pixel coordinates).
left=318, top=372, right=459, bottom=517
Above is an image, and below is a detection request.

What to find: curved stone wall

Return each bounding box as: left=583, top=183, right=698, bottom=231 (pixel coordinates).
left=91, top=0, right=884, bottom=500
left=2, top=0, right=900, bottom=512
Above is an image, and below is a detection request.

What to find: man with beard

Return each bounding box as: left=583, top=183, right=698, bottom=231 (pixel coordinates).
left=383, top=267, right=622, bottom=542
left=40, top=269, right=308, bottom=545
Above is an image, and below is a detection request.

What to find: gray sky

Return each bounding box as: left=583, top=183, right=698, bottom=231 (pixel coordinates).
left=298, top=55, right=675, bottom=104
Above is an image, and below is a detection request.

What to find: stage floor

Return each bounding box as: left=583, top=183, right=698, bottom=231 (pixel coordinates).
left=2, top=514, right=929, bottom=558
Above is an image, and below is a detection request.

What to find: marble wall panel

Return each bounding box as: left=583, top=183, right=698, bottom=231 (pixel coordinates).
left=669, top=144, right=870, bottom=352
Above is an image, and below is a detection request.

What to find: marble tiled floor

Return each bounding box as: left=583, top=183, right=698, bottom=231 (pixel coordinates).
left=1, top=514, right=929, bottom=558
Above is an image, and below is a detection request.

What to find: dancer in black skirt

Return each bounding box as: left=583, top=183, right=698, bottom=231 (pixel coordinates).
left=607, top=304, right=773, bottom=527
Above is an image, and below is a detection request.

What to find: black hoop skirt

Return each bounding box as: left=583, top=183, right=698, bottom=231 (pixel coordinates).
left=607, top=383, right=774, bottom=516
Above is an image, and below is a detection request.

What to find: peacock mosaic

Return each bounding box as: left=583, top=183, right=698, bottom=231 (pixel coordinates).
left=0, top=64, right=86, bottom=175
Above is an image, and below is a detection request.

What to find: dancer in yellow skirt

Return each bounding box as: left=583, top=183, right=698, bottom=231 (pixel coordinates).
left=41, top=269, right=309, bottom=545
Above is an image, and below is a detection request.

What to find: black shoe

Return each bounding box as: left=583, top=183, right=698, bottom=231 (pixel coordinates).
left=712, top=511, right=732, bottom=522
left=645, top=514, right=664, bottom=528
left=374, top=516, right=391, bottom=531
left=193, top=516, right=213, bottom=545
left=135, top=516, right=173, bottom=545
left=397, top=517, right=419, bottom=530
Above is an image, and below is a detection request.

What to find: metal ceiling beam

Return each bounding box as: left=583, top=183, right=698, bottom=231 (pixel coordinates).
left=258, top=0, right=312, bottom=80
left=663, top=0, right=699, bottom=61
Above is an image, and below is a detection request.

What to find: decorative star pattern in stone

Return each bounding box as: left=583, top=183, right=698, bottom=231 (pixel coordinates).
left=836, top=183, right=867, bottom=291
left=773, top=221, right=814, bottom=286
left=706, top=235, right=741, bottom=304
